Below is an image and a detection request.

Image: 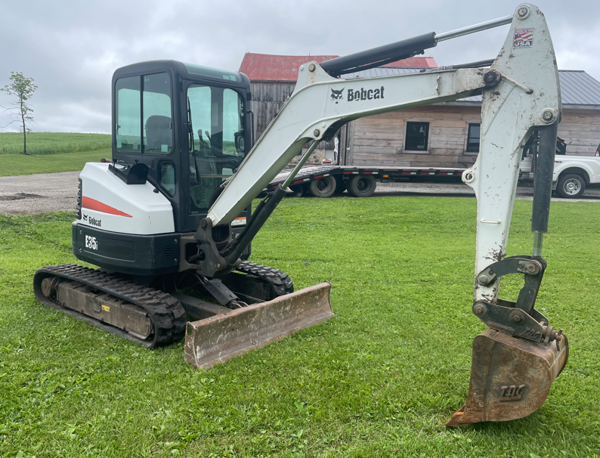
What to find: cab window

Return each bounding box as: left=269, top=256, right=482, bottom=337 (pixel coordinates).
left=115, top=72, right=173, bottom=154
left=115, top=76, right=141, bottom=152
left=160, top=162, right=176, bottom=195
left=187, top=85, right=245, bottom=211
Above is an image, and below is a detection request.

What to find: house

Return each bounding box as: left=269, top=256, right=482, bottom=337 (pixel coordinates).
left=239, top=53, right=600, bottom=166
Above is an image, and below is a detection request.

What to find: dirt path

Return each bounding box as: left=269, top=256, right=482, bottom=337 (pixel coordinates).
left=1, top=171, right=599, bottom=215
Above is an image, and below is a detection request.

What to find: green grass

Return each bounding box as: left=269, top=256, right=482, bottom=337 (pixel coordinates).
left=0, top=132, right=110, bottom=155
left=1, top=197, right=599, bottom=457
left=0, top=149, right=111, bottom=176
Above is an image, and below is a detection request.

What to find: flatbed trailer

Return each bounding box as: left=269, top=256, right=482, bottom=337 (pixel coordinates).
left=266, top=165, right=467, bottom=198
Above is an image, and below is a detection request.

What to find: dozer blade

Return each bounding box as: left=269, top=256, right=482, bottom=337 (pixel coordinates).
left=447, top=328, right=569, bottom=427
left=184, top=282, right=332, bottom=369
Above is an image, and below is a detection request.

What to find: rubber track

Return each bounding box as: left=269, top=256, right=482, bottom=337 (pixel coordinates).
left=235, top=261, right=294, bottom=298
left=33, top=264, right=186, bottom=349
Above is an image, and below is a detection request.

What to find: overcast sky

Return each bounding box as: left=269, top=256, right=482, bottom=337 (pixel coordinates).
left=1, top=0, right=598, bottom=134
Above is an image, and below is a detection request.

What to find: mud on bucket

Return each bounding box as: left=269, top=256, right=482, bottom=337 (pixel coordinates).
left=446, top=328, right=568, bottom=427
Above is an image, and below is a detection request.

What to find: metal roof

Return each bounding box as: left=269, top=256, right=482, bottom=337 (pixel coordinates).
left=239, top=54, right=338, bottom=82
left=558, top=70, right=600, bottom=107
left=342, top=67, right=426, bottom=78
left=342, top=68, right=600, bottom=108
left=239, top=54, right=437, bottom=82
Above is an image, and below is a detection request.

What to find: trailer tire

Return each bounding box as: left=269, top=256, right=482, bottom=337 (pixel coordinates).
left=556, top=173, right=586, bottom=198
left=308, top=176, right=336, bottom=198
left=347, top=175, right=376, bottom=197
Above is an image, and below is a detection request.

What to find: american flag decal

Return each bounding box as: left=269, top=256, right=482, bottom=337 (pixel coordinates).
left=513, top=28, right=534, bottom=48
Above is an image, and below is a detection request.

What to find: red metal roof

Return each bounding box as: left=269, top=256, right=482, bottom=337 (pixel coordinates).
left=239, top=53, right=438, bottom=82
left=383, top=56, right=437, bottom=68
left=239, top=54, right=338, bottom=82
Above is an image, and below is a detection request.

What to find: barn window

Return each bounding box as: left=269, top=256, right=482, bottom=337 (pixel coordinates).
left=466, top=123, right=481, bottom=153
left=405, top=122, right=429, bottom=151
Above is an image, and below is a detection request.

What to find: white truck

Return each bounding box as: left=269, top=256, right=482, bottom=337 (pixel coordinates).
left=520, top=137, right=600, bottom=198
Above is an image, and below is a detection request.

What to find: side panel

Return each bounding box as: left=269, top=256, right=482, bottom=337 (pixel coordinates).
left=72, top=223, right=179, bottom=275
left=79, top=163, right=175, bottom=235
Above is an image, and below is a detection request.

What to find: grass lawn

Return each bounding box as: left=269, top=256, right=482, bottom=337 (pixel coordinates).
left=0, top=133, right=110, bottom=155
left=0, top=149, right=111, bottom=177
left=0, top=196, right=599, bottom=457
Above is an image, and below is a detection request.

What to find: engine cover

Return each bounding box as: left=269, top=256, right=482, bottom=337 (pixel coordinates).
left=77, top=163, right=174, bottom=235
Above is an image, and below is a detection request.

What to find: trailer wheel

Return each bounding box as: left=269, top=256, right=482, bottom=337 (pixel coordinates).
left=557, top=173, right=586, bottom=198
left=347, top=175, right=376, bottom=197
left=308, top=176, right=336, bottom=198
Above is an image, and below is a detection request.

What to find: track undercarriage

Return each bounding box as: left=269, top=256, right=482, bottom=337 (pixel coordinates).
left=33, top=261, right=319, bottom=353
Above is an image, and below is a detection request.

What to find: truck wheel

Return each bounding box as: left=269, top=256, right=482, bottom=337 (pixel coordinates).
left=557, top=173, right=586, bottom=198
left=347, top=175, right=376, bottom=197
left=308, top=176, right=336, bottom=198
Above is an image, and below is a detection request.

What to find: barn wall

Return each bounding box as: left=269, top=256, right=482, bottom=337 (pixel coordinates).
left=349, top=105, right=481, bottom=167
left=249, top=81, right=600, bottom=166
left=558, top=109, right=600, bottom=156
left=249, top=81, right=296, bottom=140
left=348, top=106, right=600, bottom=166
left=250, top=81, right=336, bottom=156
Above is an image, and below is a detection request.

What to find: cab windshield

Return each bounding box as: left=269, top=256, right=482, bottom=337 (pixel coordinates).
left=187, top=85, right=246, bottom=212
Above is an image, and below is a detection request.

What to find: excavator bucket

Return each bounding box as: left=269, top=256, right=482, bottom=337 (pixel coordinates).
left=183, top=282, right=332, bottom=369
left=447, top=329, right=569, bottom=427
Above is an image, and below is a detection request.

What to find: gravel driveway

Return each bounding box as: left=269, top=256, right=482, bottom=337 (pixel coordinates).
left=1, top=171, right=599, bottom=215
left=376, top=181, right=600, bottom=202
left=0, top=171, right=79, bottom=215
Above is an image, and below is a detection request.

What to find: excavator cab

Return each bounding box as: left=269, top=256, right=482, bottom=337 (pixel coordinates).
left=67, top=61, right=257, bottom=277
left=111, top=61, right=253, bottom=237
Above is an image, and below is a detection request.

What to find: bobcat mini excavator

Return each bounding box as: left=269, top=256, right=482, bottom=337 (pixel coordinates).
left=34, top=4, right=568, bottom=426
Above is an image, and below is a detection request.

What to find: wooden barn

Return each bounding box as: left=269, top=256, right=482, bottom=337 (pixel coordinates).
left=238, top=53, right=438, bottom=163
left=239, top=53, right=600, bottom=166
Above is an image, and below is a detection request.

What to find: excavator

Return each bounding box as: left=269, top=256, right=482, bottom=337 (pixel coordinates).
left=34, top=3, right=568, bottom=426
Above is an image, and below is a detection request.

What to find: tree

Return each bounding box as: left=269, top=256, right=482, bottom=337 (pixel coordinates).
left=1, top=72, right=38, bottom=154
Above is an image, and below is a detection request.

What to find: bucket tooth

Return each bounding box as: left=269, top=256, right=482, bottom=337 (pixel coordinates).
left=184, top=282, right=332, bottom=369
left=447, top=328, right=568, bottom=427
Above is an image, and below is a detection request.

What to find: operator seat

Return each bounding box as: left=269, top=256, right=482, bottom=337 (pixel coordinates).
left=145, top=115, right=173, bottom=152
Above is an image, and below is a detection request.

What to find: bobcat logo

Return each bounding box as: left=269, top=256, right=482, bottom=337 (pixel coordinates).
left=331, top=88, right=345, bottom=104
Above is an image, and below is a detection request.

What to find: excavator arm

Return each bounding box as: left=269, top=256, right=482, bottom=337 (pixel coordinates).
left=192, top=3, right=568, bottom=426
left=208, top=66, right=494, bottom=226
left=195, top=65, right=499, bottom=275
left=200, top=3, right=560, bottom=281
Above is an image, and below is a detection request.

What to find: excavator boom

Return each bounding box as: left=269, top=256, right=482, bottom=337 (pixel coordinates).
left=191, top=3, right=568, bottom=426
